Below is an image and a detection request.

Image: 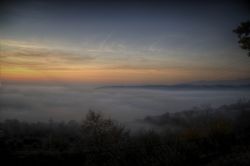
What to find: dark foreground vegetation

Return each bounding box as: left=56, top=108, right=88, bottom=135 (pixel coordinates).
left=1, top=100, right=250, bottom=166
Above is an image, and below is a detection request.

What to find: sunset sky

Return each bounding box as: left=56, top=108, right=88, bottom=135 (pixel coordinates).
left=1, top=0, right=249, bottom=85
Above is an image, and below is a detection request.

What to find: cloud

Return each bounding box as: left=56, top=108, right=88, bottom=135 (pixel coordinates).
left=1, top=39, right=250, bottom=84
left=0, top=41, right=95, bottom=70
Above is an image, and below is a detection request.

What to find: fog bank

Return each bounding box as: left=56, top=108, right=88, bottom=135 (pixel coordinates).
left=1, top=84, right=250, bottom=123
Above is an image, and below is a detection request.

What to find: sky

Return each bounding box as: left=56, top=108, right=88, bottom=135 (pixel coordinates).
left=1, top=0, right=250, bottom=85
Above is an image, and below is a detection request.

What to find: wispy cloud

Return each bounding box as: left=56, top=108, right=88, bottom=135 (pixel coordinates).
left=1, top=40, right=95, bottom=70
left=1, top=39, right=51, bottom=50
left=99, top=32, right=113, bottom=50
left=147, top=36, right=165, bottom=52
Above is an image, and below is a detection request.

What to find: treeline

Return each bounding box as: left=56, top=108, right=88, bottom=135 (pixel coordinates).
left=142, top=100, right=250, bottom=131
left=1, top=101, right=250, bottom=166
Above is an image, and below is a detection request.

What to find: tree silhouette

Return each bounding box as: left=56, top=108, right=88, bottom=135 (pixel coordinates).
left=233, top=21, right=250, bottom=56
left=80, top=110, right=129, bottom=147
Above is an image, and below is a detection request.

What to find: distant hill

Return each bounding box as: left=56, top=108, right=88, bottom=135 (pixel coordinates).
left=98, top=79, right=250, bottom=90
left=189, top=78, right=250, bottom=86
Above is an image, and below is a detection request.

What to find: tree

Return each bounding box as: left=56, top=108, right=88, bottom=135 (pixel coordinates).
left=233, top=21, right=250, bottom=56
left=80, top=110, right=129, bottom=146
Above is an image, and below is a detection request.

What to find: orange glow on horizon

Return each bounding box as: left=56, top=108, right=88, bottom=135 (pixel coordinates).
left=1, top=65, right=247, bottom=85
left=1, top=39, right=249, bottom=85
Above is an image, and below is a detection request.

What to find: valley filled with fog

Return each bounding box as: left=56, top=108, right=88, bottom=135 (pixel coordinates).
left=1, top=84, right=250, bottom=125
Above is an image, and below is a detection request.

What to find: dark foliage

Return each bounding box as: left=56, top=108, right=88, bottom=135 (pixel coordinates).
left=1, top=101, right=250, bottom=166
left=233, top=21, right=250, bottom=56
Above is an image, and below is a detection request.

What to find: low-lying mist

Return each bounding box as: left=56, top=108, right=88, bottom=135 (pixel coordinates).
left=1, top=83, right=250, bottom=125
